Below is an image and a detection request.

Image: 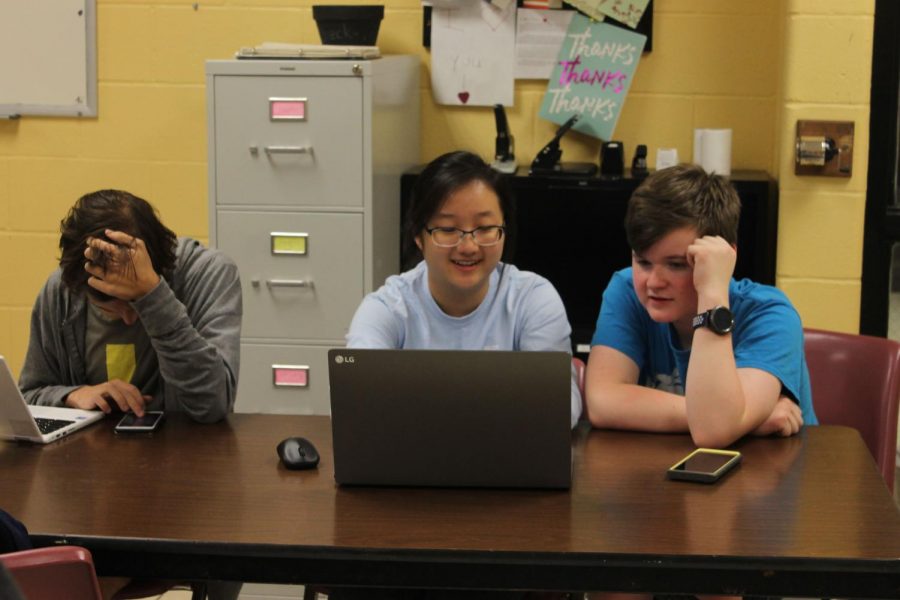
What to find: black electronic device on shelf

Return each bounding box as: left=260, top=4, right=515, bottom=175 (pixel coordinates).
left=600, top=141, right=625, bottom=178
left=491, top=104, right=516, bottom=174
left=632, top=144, right=649, bottom=178
left=529, top=114, right=598, bottom=177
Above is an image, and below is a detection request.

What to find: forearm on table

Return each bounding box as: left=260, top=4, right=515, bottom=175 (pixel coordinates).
left=136, top=279, right=240, bottom=421
left=684, top=330, right=765, bottom=447
left=586, top=381, right=689, bottom=432
left=23, top=384, right=83, bottom=408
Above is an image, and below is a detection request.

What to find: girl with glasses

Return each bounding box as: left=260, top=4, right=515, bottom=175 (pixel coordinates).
left=346, top=150, right=581, bottom=429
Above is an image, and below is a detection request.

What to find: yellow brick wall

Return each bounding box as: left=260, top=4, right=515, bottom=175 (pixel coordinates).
left=775, top=0, right=874, bottom=332
left=0, top=0, right=874, bottom=375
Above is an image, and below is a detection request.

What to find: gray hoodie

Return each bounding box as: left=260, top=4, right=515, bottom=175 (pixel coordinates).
left=19, top=238, right=241, bottom=423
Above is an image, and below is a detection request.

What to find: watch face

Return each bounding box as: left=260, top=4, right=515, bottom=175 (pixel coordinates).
left=710, top=307, right=734, bottom=333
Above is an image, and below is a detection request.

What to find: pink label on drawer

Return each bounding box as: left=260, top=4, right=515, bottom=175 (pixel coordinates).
left=274, top=367, right=308, bottom=386
left=271, top=100, right=305, bottom=119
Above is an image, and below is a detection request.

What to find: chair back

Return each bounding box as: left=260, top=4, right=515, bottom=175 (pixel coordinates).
left=0, top=546, right=103, bottom=600
left=804, top=328, right=900, bottom=489
left=0, top=562, right=25, bottom=600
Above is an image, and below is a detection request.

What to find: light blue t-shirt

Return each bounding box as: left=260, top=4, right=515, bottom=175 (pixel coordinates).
left=346, top=261, right=582, bottom=427
left=591, top=268, right=817, bottom=425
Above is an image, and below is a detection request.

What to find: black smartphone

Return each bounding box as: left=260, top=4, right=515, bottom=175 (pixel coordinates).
left=667, top=448, right=741, bottom=483
left=114, top=411, right=165, bottom=433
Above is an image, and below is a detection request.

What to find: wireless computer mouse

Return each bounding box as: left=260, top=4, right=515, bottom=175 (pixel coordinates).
left=276, top=436, right=320, bottom=470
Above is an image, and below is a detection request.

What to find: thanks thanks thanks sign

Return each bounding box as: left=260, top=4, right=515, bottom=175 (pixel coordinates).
left=539, top=15, right=646, bottom=141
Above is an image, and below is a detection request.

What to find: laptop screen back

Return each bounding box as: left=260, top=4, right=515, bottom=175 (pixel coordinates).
left=0, top=356, right=39, bottom=440
left=328, top=349, right=572, bottom=489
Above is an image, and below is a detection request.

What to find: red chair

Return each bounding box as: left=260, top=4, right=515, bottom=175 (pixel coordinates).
left=0, top=563, right=25, bottom=600
left=804, top=328, right=900, bottom=489
left=0, top=546, right=103, bottom=600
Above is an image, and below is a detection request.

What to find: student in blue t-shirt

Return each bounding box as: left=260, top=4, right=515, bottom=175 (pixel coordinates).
left=586, top=163, right=817, bottom=448
left=347, top=150, right=582, bottom=428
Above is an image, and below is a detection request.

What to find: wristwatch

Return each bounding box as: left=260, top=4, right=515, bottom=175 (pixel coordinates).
left=692, top=305, right=734, bottom=335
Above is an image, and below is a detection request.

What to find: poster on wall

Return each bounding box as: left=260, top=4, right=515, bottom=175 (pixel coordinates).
left=538, top=14, right=646, bottom=140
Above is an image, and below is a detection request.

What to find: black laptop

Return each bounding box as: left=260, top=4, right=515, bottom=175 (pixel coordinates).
left=328, top=349, right=572, bottom=489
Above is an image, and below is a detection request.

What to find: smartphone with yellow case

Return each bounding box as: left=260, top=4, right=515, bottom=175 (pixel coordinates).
left=667, top=448, right=741, bottom=483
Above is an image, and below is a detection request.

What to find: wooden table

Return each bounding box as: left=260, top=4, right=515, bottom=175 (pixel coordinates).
left=2, top=415, right=899, bottom=597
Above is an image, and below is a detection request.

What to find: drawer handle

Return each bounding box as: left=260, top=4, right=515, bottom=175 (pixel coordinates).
left=264, top=145, right=313, bottom=155
left=266, top=278, right=314, bottom=289
left=272, top=365, right=309, bottom=388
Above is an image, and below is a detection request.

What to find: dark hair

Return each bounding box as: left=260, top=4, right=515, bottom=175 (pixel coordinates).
left=59, top=190, right=177, bottom=299
left=403, top=151, right=515, bottom=268
left=625, top=163, right=741, bottom=253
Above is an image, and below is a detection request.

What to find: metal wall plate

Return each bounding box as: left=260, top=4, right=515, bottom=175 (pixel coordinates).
left=795, top=120, right=854, bottom=177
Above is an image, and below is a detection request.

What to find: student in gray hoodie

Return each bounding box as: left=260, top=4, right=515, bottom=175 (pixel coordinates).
left=19, top=189, right=241, bottom=423
left=19, top=189, right=244, bottom=599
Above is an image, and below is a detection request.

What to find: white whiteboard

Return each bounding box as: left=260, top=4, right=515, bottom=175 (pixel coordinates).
left=0, top=0, right=97, bottom=117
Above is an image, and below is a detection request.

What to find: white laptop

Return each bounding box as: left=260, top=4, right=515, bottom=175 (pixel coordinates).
left=0, top=356, right=104, bottom=443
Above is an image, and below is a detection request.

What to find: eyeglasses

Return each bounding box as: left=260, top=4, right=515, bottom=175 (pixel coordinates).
left=425, top=225, right=506, bottom=248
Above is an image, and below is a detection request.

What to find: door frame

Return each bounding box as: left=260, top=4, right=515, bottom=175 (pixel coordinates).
left=860, top=0, right=900, bottom=336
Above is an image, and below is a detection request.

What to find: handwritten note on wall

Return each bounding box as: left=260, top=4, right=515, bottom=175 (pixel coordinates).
left=566, top=0, right=650, bottom=29
left=538, top=15, right=646, bottom=140
left=431, top=0, right=516, bottom=107
left=515, top=8, right=576, bottom=80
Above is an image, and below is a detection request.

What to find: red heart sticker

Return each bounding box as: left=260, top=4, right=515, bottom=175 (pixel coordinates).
left=458, top=92, right=470, bottom=104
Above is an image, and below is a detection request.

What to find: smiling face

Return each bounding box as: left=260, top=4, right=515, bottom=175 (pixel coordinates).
left=415, top=179, right=505, bottom=317
left=631, top=226, right=699, bottom=337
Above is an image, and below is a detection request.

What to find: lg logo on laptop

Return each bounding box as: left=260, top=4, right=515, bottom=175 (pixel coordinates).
left=334, top=355, right=355, bottom=364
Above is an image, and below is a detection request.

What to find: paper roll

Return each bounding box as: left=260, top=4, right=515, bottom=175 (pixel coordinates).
left=694, top=128, right=732, bottom=176
left=656, top=147, right=679, bottom=170
left=693, top=129, right=705, bottom=164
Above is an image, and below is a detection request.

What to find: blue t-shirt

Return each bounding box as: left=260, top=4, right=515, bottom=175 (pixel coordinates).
left=591, top=268, right=817, bottom=425
left=346, top=261, right=582, bottom=427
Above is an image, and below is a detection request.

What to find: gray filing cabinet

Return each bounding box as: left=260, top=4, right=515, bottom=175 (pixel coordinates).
left=206, top=57, right=420, bottom=414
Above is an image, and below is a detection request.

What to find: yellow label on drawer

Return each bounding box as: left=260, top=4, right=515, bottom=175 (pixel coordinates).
left=272, top=234, right=307, bottom=255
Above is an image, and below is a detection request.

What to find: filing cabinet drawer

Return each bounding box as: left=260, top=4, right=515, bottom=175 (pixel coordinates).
left=218, top=210, right=364, bottom=341
left=213, top=75, right=364, bottom=208
left=236, top=343, right=333, bottom=414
